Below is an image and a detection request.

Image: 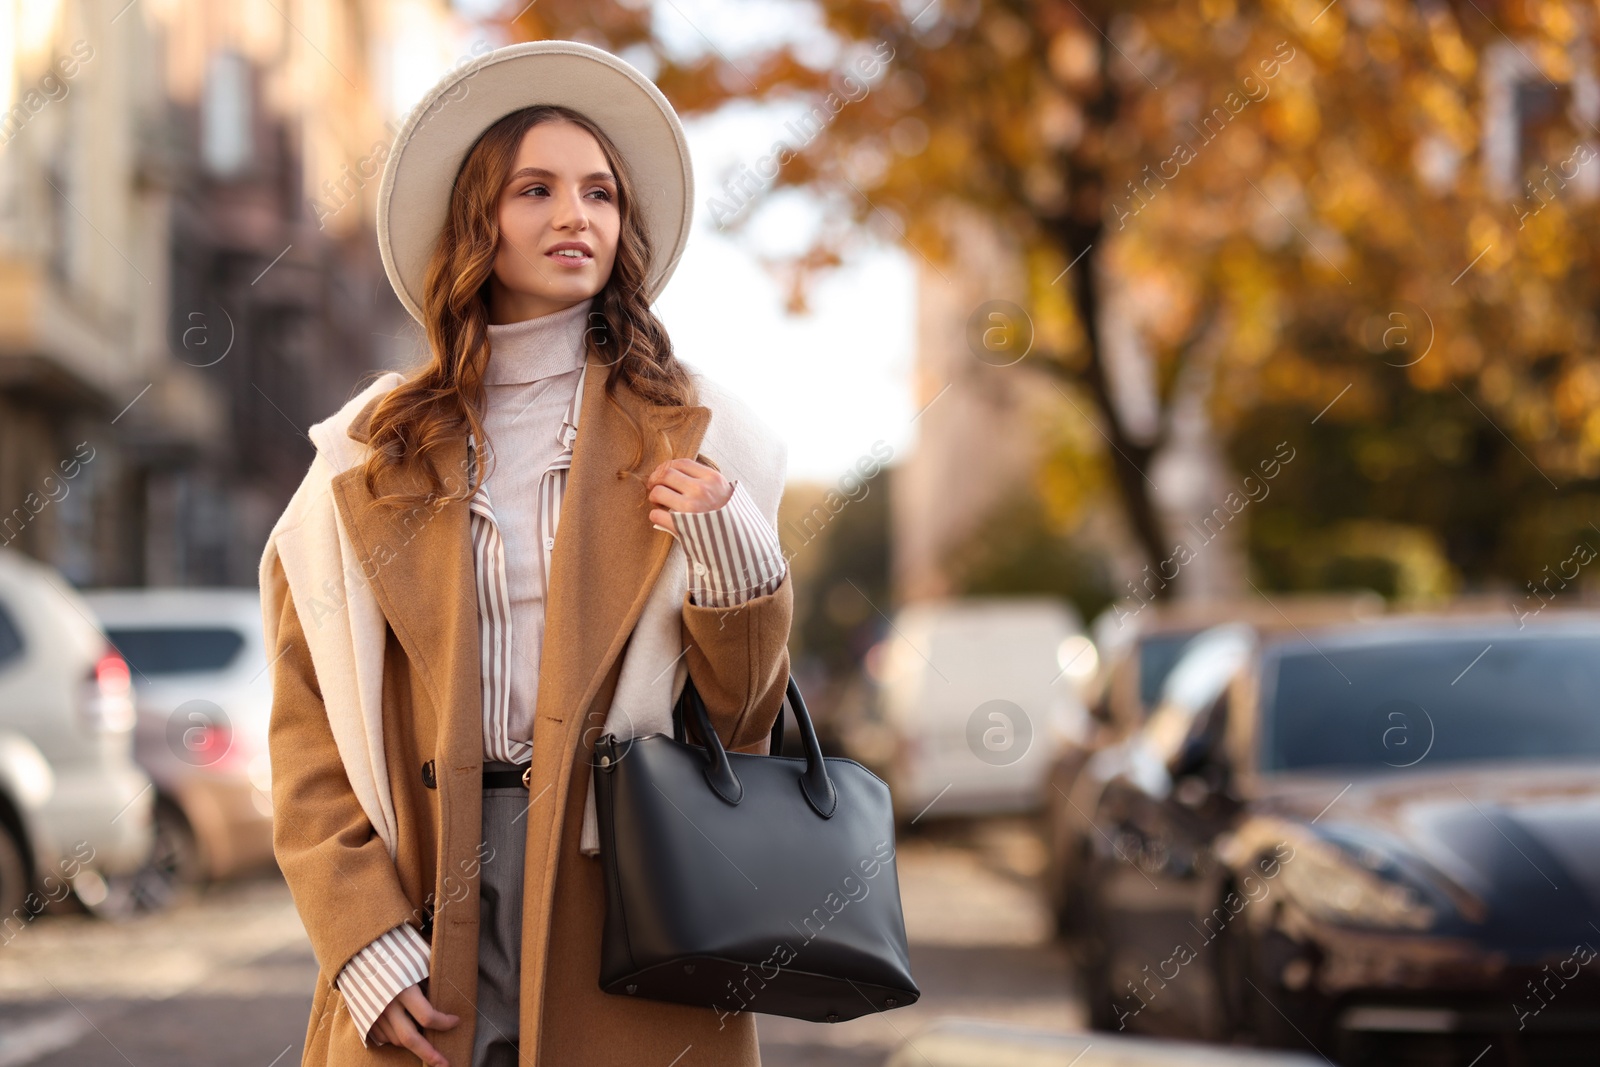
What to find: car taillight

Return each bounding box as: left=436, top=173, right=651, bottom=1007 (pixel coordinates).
left=180, top=719, right=232, bottom=764
left=80, top=648, right=135, bottom=733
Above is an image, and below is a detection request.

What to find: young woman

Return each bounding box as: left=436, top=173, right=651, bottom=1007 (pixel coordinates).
left=260, top=42, right=793, bottom=1067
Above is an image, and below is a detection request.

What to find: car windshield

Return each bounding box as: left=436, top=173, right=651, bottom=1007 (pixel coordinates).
left=107, top=627, right=245, bottom=675
left=1262, top=632, right=1600, bottom=771
left=1137, top=632, right=1196, bottom=714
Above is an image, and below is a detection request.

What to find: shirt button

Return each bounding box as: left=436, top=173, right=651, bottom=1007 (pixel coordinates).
left=545, top=537, right=556, bottom=550
left=693, top=562, right=709, bottom=576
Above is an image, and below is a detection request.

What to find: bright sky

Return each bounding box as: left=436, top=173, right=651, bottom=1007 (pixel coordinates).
left=659, top=107, right=918, bottom=484
left=386, top=0, right=920, bottom=483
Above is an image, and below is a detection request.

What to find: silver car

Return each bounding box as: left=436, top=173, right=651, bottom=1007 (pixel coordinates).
left=83, top=588, right=277, bottom=903
left=0, top=549, right=153, bottom=924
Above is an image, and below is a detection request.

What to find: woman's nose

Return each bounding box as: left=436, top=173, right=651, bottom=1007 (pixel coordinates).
left=550, top=188, right=591, bottom=230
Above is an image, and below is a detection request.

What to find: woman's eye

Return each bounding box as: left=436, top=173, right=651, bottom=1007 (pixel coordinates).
left=588, top=188, right=613, bottom=201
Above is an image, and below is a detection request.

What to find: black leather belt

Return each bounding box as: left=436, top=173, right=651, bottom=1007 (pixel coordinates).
left=483, top=762, right=532, bottom=789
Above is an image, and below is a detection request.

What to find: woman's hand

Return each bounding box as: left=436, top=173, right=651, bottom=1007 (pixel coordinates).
left=646, top=457, right=733, bottom=529
left=370, top=983, right=460, bottom=1066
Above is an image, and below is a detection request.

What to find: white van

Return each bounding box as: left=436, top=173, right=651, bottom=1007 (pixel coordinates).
left=870, top=597, right=1090, bottom=823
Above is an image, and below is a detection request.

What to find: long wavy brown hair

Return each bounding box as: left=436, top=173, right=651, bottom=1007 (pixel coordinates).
left=359, top=104, right=696, bottom=512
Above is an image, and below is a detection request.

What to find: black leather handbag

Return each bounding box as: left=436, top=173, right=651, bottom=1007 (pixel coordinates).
left=592, top=673, right=919, bottom=1024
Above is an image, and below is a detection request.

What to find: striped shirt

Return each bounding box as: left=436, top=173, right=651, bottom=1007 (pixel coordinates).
left=335, top=354, right=787, bottom=1045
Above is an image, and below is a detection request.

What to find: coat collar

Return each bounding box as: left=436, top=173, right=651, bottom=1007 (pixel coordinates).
left=328, top=353, right=711, bottom=773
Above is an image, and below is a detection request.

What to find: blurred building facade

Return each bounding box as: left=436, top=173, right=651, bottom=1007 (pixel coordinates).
left=0, top=0, right=462, bottom=587
left=890, top=201, right=1052, bottom=604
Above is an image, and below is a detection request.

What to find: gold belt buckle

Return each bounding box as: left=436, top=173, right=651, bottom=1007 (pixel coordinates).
left=522, top=764, right=532, bottom=788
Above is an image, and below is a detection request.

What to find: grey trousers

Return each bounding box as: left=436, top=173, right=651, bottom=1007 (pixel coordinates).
left=472, top=762, right=530, bottom=1067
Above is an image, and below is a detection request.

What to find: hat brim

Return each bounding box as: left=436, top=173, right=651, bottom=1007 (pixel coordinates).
left=376, top=40, right=694, bottom=323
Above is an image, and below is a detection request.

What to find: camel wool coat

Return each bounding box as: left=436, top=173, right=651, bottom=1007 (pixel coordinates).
left=263, top=351, right=794, bottom=1067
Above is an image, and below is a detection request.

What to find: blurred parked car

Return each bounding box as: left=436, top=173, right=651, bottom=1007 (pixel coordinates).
left=0, top=549, right=153, bottom=920
left=868, top=597, right=1090, bottom=824
left=1073, top=610, right=1600, bottom=1065
left=1043, top=595, right=1382, bottom=942
left=84, top=588, right=276, bottom=902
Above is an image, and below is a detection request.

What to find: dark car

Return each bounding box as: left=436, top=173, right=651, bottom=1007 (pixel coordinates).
left=1072, top=612, right=1600, bottom=1065
left=1044, top=595, right=1381, bottom=942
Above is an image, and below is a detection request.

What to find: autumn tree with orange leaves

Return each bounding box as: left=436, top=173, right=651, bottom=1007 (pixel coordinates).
left=506, top=0, right=1600, bottom=603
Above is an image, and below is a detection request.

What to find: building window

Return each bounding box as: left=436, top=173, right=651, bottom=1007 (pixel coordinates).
left=201, top=50, right=252, bottom=177
left=1482, top=41, right=1599, bottom=203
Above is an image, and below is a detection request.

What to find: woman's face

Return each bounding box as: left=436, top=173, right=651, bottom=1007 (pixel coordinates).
left=487, top=119, right=621, bottom=323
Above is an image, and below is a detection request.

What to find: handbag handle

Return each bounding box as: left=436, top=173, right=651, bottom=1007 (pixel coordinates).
left=674, top=673, right=837, bottom=818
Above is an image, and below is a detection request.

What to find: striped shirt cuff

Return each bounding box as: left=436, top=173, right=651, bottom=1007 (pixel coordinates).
left=335, top=922, right=431, bottom=1047
left=672, top=480, right=788, bottom=608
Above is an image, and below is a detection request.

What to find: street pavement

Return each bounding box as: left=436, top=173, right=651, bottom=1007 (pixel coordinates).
left=0, top=816, right=1080, bottom=1067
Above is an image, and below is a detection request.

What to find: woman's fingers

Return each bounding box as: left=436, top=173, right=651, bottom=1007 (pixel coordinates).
left=650, top=461, right=702, bottom=494
left=385, top=1010, right=448, bottom=1067
left=650, top=457, right=716, bottom=483
left=398, top=984, right=461, bottom=1029
left=646, top=459, right=731, bottom=513
left=647, top=482, right=691, bottom=510
left=376, top=984, right=459, bottom=1067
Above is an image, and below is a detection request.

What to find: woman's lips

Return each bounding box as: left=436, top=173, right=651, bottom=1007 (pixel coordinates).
left=546, top=250, right=592, bottom=268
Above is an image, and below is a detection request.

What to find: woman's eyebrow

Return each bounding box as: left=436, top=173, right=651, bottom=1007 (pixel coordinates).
left=508, top=166, right=616, bottom=183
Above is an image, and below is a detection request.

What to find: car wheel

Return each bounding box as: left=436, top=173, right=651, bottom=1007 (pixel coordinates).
left=76, top=800, right=200, bottom=919
left=1213, top=891, right=1254, bottom=1041
left=1051, top=837, right=1094, bottom=943
left=1079, top=937, right=1123, bottom=1032
left=1074, top=873, right=1126, bottom=1032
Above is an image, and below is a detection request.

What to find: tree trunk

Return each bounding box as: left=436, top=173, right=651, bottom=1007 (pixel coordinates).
left=1054, top=223, right=1173, bottom=598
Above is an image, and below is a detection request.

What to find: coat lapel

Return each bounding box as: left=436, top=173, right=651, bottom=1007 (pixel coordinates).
left=535, top=353, right=711, bottom=753
left=327, top=426, right=482, bottom=771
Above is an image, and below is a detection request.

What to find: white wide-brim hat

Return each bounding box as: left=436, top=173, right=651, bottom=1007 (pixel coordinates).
left=376, top=40, right=695, bottom=323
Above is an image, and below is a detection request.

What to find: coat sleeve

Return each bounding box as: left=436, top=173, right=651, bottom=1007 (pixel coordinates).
left=680, top=570, right=794, bottom=755
left=263, top=552, right=427, bottom=981
left=673, top=480, right=788, bottom=608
